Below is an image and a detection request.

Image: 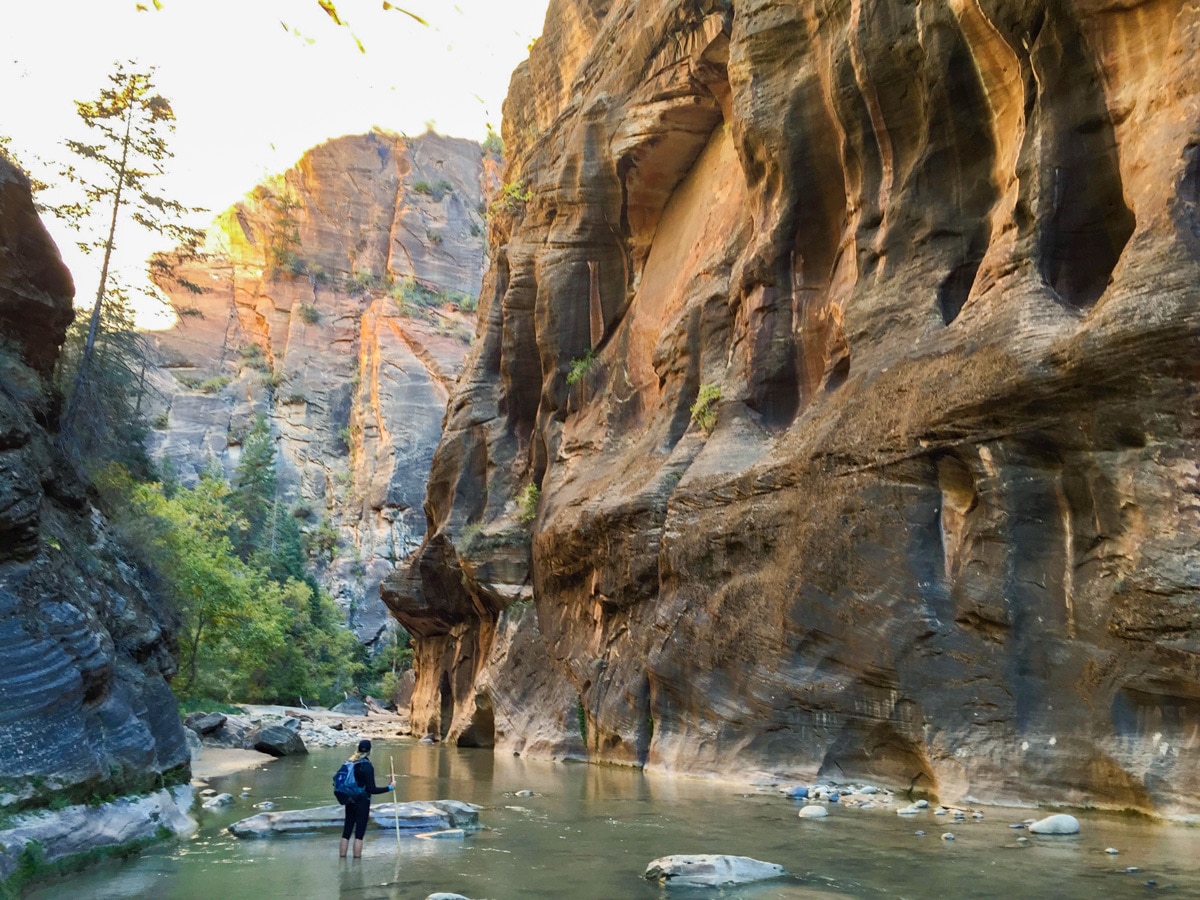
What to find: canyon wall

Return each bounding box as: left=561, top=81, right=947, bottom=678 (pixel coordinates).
left=147, top=131, right=490, bottom=640
left=0, top=158, right=189, bottom=809
left=384, top=0, right=1200, bottom=816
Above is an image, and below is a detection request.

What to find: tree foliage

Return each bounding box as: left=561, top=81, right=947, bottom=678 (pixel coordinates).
left=54, top=62, right=203, bottom=441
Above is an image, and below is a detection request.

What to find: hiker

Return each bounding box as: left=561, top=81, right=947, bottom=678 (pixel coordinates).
left=337, top=739, right=395, bottom=859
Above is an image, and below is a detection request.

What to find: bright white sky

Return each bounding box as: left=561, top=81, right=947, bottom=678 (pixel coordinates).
left=1, top=0, right=549, bottom=326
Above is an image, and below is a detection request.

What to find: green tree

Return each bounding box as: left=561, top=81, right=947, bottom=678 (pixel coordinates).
left=55, top=62, right=202, bottom=434
left=229, top=414, right=277, bottom=555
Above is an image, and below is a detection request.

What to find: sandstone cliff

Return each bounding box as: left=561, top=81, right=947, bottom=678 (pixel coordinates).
left=147, top=131, right=490, bottom=641
left=384, top=0, right=1200, bottom=816
left=0, top=158, right=189, bottom=810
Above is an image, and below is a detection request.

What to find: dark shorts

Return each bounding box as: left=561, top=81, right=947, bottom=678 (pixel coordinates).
left=342, top=796, right=371, bottom=840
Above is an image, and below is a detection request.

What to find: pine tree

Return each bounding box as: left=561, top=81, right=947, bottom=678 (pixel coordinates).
left=55, top=62, right=203, bottom=440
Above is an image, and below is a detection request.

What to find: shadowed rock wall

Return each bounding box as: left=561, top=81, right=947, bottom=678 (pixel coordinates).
left=0, top=159, right=189, bottom=810
left=384, top=0, right=1200, bottom=816
left=146, top=132, right=490, bottom=641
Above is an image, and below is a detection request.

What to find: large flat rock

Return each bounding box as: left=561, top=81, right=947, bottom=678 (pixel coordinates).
left=229, top=800, right=481, bottom=838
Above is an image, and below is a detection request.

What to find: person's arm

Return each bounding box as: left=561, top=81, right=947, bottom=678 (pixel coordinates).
left=360, top=759, right=394, bottom=795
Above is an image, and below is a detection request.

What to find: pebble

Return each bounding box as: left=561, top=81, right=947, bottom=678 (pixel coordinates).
left=941, top=833, right=955, bottom=841
left=782, top=786, right=809, bottom=800
left=239, top=792, right=251, bottom=799
left=897, top=805, right=922, bottom=816
left=971, top=812, right=983, bottom=820
left=1105, top=847, right=1119, bottom=855
left=1124, top=867, right=1140, bottom=874
left=515, top=790, right=534, bottom=798
left=1017, top=837, right=1029, bottom=844
left=200, top=789, right=217, bottom=797
left=1009, top=823, right=1025, bottom=829
left=915, top=830, right=926, bottom=836
left=915, top=800, right=930, bottom=809
left=798, top=805, right=829, bottom=819
left=828, top=792, right=840, bottom=803
left=254, top=801, right=275, bottom=811
left=935, top=807, right=948, bottom=816
left=859, top=786, right=878, bottom=795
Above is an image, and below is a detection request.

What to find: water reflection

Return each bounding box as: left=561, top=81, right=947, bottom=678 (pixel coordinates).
left=28, top=741, right=1200, bottom=899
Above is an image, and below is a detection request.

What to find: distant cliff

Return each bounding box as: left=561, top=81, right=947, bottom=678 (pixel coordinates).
left=0, top=158, right=189, bottom=810
left=146, top=131, right=493, bottom=641
left=385, top=0, right=1200, bottom=817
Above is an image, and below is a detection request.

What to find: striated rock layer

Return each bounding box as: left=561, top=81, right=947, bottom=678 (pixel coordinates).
left=0, top=159, right=189, bottom=812
left=384, top=0, right=1200, bottom=816
left=147, top=131, right=490, bottom=640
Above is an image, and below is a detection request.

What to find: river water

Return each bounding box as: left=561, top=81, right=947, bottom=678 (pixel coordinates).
left=29, top=742, right=1200, bottom=899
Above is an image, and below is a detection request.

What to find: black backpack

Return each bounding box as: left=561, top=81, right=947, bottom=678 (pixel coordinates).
left=332, top=758, right=367, bottom=804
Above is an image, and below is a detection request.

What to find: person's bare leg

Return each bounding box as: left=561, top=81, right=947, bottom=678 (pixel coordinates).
left=339, top=837, right=350, bottom=858
left=352, top=838, right=364, bottom=858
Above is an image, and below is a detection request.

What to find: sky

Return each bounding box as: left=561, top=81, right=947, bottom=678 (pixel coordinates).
left=1, top=0, right=550, bottom=326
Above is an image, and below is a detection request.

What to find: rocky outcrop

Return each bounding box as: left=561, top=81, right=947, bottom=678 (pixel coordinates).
left=0, top=787, right=196, bottom=890
left=0, top=159, right=190, bottom=819
left=384, top=0, right=1200, bottom=818
left=146, top=131, right=491, bottom=640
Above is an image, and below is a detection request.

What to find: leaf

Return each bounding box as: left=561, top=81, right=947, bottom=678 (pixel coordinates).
left=317, top=0, right=343, bottom=26
left=382, top=2, right=428, bottom=25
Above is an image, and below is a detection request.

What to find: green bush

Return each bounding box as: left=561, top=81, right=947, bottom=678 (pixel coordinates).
left=517, top=483, right=540, bottom=524
left=197, top=375, right=229, bottom=394
left=151, top=411, right=169, bottom=430
left=690, top=383, right=721, bottom=433
left=567, top=350, right=595, bottom=386
left=489, top=181, right=533, bottom=217
left=298, top=303, right=320, bottom=325
left=411, top=178, right=454, bottom=201
left=482, top=126, right=504, bottom=156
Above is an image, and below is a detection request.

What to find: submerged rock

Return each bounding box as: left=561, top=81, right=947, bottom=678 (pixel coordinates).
left=643, top=855, right=787, bottom=887
left=1029, top=814, right=1081, bottom=835
left=202, top=793, right=234, bottom=809
left=229, top=800, right=481, bottom=838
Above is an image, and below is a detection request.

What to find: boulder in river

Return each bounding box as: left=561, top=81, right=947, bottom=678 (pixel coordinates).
left=251, top=724, right=307, bottom=757
left=331, top=697, right=370, bottom=716
left=1029, top=814, right=1081, bottom=835
left=202, top=793, right=234, bottom=809
left=184, top=711, right=228, bottom=735
left=204, top=715, right=255, bottom=749
left=643, top=855, right=787, bottom=887
left=798, top=805, right=829, bottom=819
left=229, top=800, right=481, bottom=838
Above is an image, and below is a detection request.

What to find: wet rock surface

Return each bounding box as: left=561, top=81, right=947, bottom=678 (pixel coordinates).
left=644, top=855, right=787, bottom=887
left=228, top=799, right=481, bottom=838
left=384, top=0, right=1200, bottom=816
left=0, top=159, right=189, bottom=817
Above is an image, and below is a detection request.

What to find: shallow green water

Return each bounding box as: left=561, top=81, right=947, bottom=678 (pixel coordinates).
left=29, top=742, right=1200, bottom=899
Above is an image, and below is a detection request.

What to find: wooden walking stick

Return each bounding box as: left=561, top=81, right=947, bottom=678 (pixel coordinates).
left=390, top=755, right=400, bottom=850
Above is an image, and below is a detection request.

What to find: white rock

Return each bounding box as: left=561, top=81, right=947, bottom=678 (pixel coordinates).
left=1029, top=814, right=1081, bottom=835
left=427, top=894, right=472, bottom=900
left=202, top=793, right=234, bottom=809
left=644, top=855, right=787, bottom=887
left=1105, top=847, right=1119, bottom=855
left=897, top=805, right=921, bottom=816
left=859, top=786, right=878, bottom=795
left=935, top=807, right=948, bottom=816
left=515, top=790, right=534, bottom=798
left=942, top=832, right=955, bottom=841
left=915, top=800, right=930, bottom=808
left=798, top=805, right=829, bottom=819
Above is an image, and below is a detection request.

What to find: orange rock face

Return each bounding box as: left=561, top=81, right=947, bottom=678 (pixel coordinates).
left=384, top=0, right=1200, bottom=814
left=148, top=132, right=488, bottom=639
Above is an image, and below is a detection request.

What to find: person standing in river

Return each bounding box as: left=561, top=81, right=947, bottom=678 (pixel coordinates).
left=339, top=739, right=395, bottom=859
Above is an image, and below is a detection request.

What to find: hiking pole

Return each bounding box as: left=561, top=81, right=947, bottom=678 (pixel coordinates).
left=390, top=755, right=400, bottom=850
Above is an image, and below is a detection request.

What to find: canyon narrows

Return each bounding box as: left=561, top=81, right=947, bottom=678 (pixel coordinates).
left=384, top=0, right=1200, bottom=816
